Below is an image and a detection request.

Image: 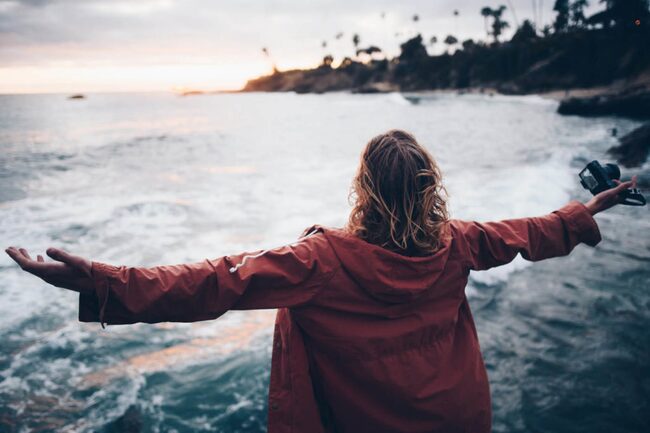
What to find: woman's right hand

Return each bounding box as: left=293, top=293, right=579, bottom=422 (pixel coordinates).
left=4, top=247, right=94, bottom=294
left=584, top=175, right=638, bottom=215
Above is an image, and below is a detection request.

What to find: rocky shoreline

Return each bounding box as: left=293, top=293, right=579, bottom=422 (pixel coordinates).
left=240, top=25, right=650, bottom=168
left=557, top=85, right=650, bottom=119
left=608, top=123, right=650, bottom=169
left=243, top=27, right=650, bottom=94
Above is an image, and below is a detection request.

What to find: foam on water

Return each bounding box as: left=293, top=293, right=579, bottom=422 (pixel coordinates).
left=383, top=92, right=412, bottom=106
left=1, top=92, right=647, bottom=433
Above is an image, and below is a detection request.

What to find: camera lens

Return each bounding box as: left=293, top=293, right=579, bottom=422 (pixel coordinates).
left=604, top=163, right=621, bottom=180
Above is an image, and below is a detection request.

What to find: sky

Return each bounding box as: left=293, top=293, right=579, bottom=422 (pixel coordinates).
left=0, top=0, right=604, bottom=94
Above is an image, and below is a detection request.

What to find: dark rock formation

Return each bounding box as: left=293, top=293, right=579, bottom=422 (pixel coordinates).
left=608, top=123, right=650, bottom=167
left=67, top=94, right=85, bottom=99
left=104, top=405, right=142, bottom=433
left=558, top=87, right=650, bottom=119
left=352, top=82, right=399, bottom=94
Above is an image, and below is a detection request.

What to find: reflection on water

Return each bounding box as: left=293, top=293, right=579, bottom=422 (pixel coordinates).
left=0, top=92, right=648, bottom=433
left=83, top=311, right=276, bottom=388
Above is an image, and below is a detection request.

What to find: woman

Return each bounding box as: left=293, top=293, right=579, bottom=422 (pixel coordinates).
left=5, top=129, right=636, bottom=433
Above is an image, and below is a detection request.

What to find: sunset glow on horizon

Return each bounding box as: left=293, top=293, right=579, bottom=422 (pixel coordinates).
left=0, top=0, right=603, bottom=94
left=0, top=63, right=276, bottom=94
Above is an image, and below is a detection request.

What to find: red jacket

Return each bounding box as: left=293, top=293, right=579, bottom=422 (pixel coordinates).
left=79, top=201, right=601, bottom=433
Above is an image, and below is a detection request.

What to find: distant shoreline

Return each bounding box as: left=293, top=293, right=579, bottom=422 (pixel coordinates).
left=233, top=25, right=650, bottom=124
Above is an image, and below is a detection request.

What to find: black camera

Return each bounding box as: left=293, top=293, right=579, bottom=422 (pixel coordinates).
left=579, top=160, right=646, bottom=206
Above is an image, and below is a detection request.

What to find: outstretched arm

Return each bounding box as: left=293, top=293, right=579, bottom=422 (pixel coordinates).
left=452, top=176, right=637, bottom=271
left=5, top=227, right=338, bottom=327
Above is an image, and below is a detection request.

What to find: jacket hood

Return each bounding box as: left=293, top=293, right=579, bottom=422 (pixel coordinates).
left=303, top=224, right=452, bottom=304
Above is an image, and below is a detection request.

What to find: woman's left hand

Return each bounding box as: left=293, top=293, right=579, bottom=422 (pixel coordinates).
left=584, top=175, right=638, bottom=215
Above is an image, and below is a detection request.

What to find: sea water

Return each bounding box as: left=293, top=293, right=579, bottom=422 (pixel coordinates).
left=0, top=92, right=648, bottom=432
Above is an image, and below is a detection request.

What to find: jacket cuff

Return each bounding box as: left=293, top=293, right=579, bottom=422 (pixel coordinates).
left=78, top=261, right=121, bottom=328
left=554, top=200, right=602, bottom=247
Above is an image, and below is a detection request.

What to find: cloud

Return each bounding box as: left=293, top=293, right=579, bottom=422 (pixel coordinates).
left=0, top=1, right=530, bottom=64
left=0, top=0, right=604, bottom=92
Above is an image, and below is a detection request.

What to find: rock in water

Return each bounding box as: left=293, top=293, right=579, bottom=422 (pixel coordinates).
left=67, top=94, right=85, bottom=100
left=105, top=405, right=142, bottom=433
left=557, top=88, right=650, bottom=119
left=352, top=82, right=399, bottom=94
left=608, top=123, right=650, bottom=168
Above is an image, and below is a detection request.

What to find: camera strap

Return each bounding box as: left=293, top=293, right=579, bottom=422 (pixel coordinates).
left=621, top=188, right=647, bottom=206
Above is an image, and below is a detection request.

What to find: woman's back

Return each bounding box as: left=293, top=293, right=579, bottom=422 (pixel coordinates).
left=266, top=202, right=599, bottom=432
left=287, top=224, right=488, bottom=433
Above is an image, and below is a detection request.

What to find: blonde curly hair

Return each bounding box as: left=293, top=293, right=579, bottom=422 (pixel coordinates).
left=345, top=129, right=449, bottom=256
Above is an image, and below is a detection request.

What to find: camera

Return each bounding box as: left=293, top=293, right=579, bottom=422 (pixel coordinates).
left=579, top=160, right=646, bottom=206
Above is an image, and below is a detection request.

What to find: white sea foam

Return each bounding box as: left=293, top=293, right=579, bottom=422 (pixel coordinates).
left=383, top=92, right=411, bottom=106
left=0, top=92, right=640, bottom=429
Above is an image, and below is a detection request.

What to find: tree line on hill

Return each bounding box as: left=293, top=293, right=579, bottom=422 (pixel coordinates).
left=244, top=0, right=650, bottom=94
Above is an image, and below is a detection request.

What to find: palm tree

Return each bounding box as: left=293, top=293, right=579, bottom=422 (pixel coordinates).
left=321, top=55, right=334, bottom=68
left=352, top=33, right=360, bottom=48
left=570, top=0, right=589, bottom=28
left=352, top=33, right=360, bottom=59
left=356, top=46, right=383, bottom=62
left=429, top=35, right=438, bottom=55
left=412, top=14, right=420, bottom=38
left=380, top=12, right=389, bottom=59
left=491, top=5, right=510, bottom=42
left=261, top=47, right=277, bottom=73
left=481, top=7, right=493, bottom=38
left=444, top=34, right=459, bottom=53
left=553, top=0, right=570, bottom=32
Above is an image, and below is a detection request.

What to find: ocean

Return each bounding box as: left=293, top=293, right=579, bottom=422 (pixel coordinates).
left=0, top=92, right=648, bottom=432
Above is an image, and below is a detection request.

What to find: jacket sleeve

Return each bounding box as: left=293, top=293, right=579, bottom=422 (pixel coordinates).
left=450, top=200, right=602, bottom=271
left=78, top=229, right=338, bottom=327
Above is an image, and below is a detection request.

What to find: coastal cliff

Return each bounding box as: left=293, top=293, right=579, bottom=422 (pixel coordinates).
left=242, top=25, right=650, bottom=169
left=243, top=27, right=650, bottom=96
left=241, top=3, right=650, bottom=168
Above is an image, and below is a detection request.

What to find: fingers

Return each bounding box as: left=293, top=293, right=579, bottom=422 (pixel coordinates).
left=612, top=179, right=634, bottom=194
left=46, top=247, right=78, bottom=266
left=6, top=246, right=92, bottom=292
left=46, top=247, right=91, bottom=277
left=5, top=246, right=36, bottom=271
left=6, top=247, right=82, bottom=268
left=612, top=176, right=637, bottom=189
left=5, top=247, right=28, bottom=269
